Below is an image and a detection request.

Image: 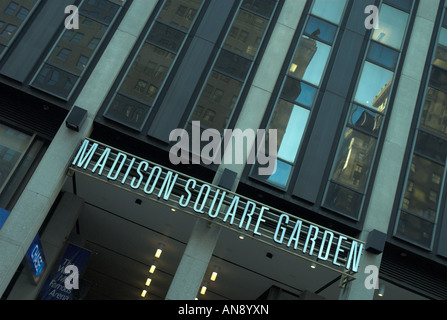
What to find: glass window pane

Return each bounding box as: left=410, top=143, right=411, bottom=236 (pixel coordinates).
left=434, top=28, right=447, bottom=70
left=429, top=66, right=447, bottom=91
left=324, top=182, right=363, bottom=218
left=241, top=0, right=276, bottom=18
left=305, top=15, right=337, bottom=44
left=348, top=104, right=383, bottom=136
left=0, top=0, right=38, bottom=46
left=32, top=64, right=79, bottom=98
left=147, top=22, right=186, bottom=53
left=191, top=71, right=242, bottom=132
left=224, top=9, right=268, bottom=59
left=372, top=4, right=409, bottom=50
left=289, top=36, right=331, bottom=86
left=331, top=128, right=377, bottom=192
left=354, top=62, right=393, bottom=111
left=402, top=155, right=444, bottom=221
left=311, top=0, right=346, bottom=24
left=367, top=41, right=399, bottom=70
left=118, top=43, right=175, bottom=105
left=396, top=211, right=435, bottom=248
left=0, top=124, right=32, bottom=190
left=214, top=49, right=251, bottom=81
left=47, top=17, right=107, bottom=75
left=104, top=94, right=150, bottom=130
left=157, top=0, right=203, bottom=31
left=420, top=86, right=447, bottom=139
left=415, top=130, right=447, bottom=163
left=280, top=77, right=317, bottom=107
left=267, top=99, right=310, bottom=163
left=79, top=0, right=120, bottom=25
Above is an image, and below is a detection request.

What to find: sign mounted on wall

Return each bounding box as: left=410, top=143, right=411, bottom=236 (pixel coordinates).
left=69, top=139, right=364, bottom=279
left=25, top=235, right=46, bottom=284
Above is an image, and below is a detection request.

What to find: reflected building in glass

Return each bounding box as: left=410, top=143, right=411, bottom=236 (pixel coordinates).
left=1, top=0, right=447, bottom=302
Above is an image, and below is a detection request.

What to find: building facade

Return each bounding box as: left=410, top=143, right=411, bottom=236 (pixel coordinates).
left=0, top=0, right=447, bottom=300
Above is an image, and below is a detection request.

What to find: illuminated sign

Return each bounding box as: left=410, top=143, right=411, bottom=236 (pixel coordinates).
left=70, top=139, right=364, bottom=277
left=25, top=235, right=46, bottom=283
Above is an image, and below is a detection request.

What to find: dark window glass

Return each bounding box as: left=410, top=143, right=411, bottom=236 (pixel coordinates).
left=281, top=78, right=317, bottom=108
left=348, top=104, right=383, bottom=136
left=119, top=43, right=175, bottom=105
left=330, top=128, right=377, bottom=192
left=367, top=41, right=399, bottom=70
left=415, top=131, right=447, bottom=163
left=79, top=0, right=120, bottom=25
left=402, top=155, right=444, bottom=221
left=191, top=71, right=242, bottom=132
left=420, top=87, right=447, bottom=138
left=241, top=0, right=276, bottom=18
left=384, top=0, right=413, bottom=12
left=157, top=0, right=202, bottom=31
left=304, top=15, right=337, bottom=44
left=214, top=49, right=251, bottom=81
left=33, top=64, right=78, bottom=98
left=223, top=10, right=268, bottom=59
left=104, top=94, right=150, bottom=130
left=0, top=0, right=38, bottom=47
left=147, top=22, right=186, bottom=53
left=325, top=183, right=363, bottom=218
left=429, top=66, right=447, bottom=91
left=396, top=211, right=434, bottom=248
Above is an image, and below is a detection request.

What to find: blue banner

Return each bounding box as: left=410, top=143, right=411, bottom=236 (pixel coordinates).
left=39, top=243, right=91, bottom=300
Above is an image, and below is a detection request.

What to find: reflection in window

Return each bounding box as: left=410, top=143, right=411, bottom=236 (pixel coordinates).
left=189, top=0, right=277, bottom=134
left=0, top=124, right=45, bottom=210
left=104, top=0, right=204, bottom=130
left=251, top=0, right=346, bottom=189
left=289, top=37, right=331, bottom=86
left=395, top=7, right=447, bottom=249
left=0, top=0, right=39, bottom=58
left=372, top=4, right=409, bottom=50
left=330, top=128, right=377, bottom=194
left=354, top=62, right=393, bottom=112
left=325, top=0, right=413, bottom=219
left=32, top=0, right=125, bottom=99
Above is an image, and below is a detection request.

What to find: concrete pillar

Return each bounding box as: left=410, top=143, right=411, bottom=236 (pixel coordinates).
left=6, top=193, right=84, bottom=300
left=339, top=0, right=440, bottom=300
left=165, top=0, right=306, bottom=300
left=0, top=0, right=158, bottom=297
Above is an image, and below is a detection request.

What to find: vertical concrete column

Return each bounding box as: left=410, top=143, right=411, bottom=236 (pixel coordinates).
left=165, top=0, right=306, bottom=300
left=339, top=0, right=440, bottom=300
left=0, top=0, right=158, bottom=297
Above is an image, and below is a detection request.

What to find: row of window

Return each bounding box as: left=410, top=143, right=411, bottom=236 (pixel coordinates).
left=30, top=0, right=127, bottom=100
left=395, top=7, right=447, bottom=249
left=324, top=0, right=413, bottom=220
left=103, top=0, right=204, bottom=130
left=251, top=0, right=348, bottom=188
left=0, top=0, right=39, bottom=59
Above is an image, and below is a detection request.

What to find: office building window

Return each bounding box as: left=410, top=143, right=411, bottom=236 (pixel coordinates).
left=104, top=0, right=204, bottom=130
left=0, top=123, right=44, bottom=210
left=31, top=0, right=127, bottom=100
left=323, top=0, right=414, bottom=220
left=251, top=0, right=347, bottom=189
left=188, top=0, right=279, bottom=134
left=395, top=8, right=447, bottom=249
left=0, top=0, right=40, bottom=59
